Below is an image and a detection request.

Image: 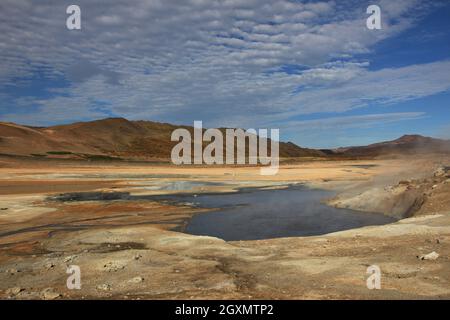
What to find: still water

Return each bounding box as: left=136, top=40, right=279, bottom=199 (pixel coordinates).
left=164, top=185, right=396, bottom=241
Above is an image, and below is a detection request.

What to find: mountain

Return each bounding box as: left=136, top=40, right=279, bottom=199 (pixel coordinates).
left=2, top=119, right=447, bottom=161
left=0, top=118, right=324, bottom=161
left=328, top=135, right=450, bottom=157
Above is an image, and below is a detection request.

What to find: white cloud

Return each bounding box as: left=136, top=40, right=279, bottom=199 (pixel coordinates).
left=277, top=60, right=450, bottom=118
left=0, top=0, right=447, bottom=128
left=282, top=112, right=427, bottom=131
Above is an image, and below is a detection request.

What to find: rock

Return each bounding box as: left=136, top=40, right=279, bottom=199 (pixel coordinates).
left=6, top=287, right=23, bottom=296
left=433, top=167, right=446, bottom=177
left=0, top=208, right=8, bottom=210
left=40, top=288, right=61, bottom=300
left=103, top=261, right=126, bottom=272
left=96, top=284, right=111, bottom=291
left=418, top=251, right=439, bottom=261
left=133, top=254, right=142, bottom=260
left=128, top=276, right=144, bottom=284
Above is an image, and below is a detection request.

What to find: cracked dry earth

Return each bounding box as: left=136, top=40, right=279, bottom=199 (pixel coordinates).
left=0, top=156, right=449, bottom=299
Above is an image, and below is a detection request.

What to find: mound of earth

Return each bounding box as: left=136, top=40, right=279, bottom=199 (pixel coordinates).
left=329, top=166, right=450, bottom=218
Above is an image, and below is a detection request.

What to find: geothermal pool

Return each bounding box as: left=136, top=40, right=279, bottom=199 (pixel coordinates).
left=49, top=183, right=396, bottom=241
left=160, top=185, right=396, bottom=241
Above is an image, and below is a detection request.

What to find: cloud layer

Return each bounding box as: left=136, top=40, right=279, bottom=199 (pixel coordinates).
left=0, top=0, right=448, bottom=139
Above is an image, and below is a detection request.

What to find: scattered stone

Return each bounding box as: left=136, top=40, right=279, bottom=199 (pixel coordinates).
left=40, top=288, right=61, bottom=300
left=432, top=184, right=438, bottom=189
left=133, top=254, right=142, bottom=260
left=63, top=255, right=77, bottom=263
left=418, top=251, right=439, bottom=261
left=103, top=261, right=126, bottom=272
left=96, top=284, right=111, bottom=291
left=433, top=167, right=446, bottom=177
left=6, top=287, right=23, bottom=296
left=128, top=276, right=144, bottom=284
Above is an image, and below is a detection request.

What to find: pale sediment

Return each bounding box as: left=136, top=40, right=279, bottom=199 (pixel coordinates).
left=0, top=156, right=449, bottom=299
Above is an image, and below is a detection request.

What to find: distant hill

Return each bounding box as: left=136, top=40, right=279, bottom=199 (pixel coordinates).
left=0, top=118, right=324, bottom=161
left=326, top=135, right=450, bottom=157
left=2, top=119, right=448, bottom=161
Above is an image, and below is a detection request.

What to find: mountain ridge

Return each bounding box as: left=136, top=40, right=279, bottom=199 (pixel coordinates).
left=0, top=118, right=324, bottom=160
left=1, top=118, right=449, bottom=161
left=328, top=134, right=450, bottom=157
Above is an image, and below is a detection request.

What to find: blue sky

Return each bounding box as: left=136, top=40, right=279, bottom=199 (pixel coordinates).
left=0, top=0, right=449, bottom=148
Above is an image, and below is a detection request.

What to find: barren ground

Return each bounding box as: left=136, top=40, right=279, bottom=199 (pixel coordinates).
left=0, top=155, right=449, bottom=299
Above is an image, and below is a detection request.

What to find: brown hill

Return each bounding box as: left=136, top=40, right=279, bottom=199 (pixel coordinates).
left=330, top=135, right=450, bottom=157
left=4, top=119, right=445, bottom=161
left=0, top=118, right=324, bottom=161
